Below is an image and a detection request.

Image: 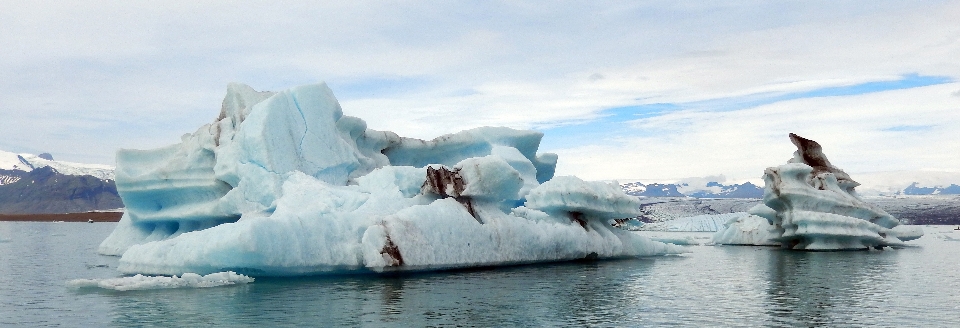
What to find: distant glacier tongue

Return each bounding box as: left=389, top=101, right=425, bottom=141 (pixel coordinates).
left=98, top=82, right=683, bottom=276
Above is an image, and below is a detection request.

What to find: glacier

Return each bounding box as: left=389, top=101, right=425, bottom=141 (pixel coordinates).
left=98, top=82, right=683, bottom=276
left=713, top=133, right=923, bottom=250
left=0, top=149, right=114, bottom=181
left=639, top=212, right=750, bottom=232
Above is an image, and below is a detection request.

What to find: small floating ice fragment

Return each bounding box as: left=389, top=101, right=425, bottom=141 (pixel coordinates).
left=66, top=271, right=253, bottom=291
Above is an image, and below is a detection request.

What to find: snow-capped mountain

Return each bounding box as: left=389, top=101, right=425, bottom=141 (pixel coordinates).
left=853, top=171, right=960, bottom=196
left=901, top=183, right=960, bottom=195
left=621, top=182, right=686, bottom=197
left=0, top=149, right=121, bottom=214
left=621, top=176, right=763, bottom=198
left=686, top=181, right=763, bottom=198
left=0, top=149, right=114, bottom=184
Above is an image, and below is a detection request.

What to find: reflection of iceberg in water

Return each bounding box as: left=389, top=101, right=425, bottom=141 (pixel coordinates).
left=714, top=133, right=923, bottom=250
left=94, top=261, right=655, bottom=326
left=763, top=250, right=896, bottom=326
left=98, top=82, right=682, bottom=276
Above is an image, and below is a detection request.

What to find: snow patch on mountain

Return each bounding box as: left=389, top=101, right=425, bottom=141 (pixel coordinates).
left=0, top=150, right=114, bottom=181
left=0, top=172, right=23, bottom=186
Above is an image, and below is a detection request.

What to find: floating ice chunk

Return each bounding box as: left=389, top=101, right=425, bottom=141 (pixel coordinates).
left=100, top=82, right=681, bottom=276
left=712, top=204, right=781, bottom=246
left=712, top=212, right=781, bottom=246
left=66, top=271, right=253, bottom=291
left=525, top=176, right=641, bottom=220
left=888, top=225, right=923, bottom=241
left=714, top=133, right=923, bottom=249
left=638, top=233, right=704, bottom=246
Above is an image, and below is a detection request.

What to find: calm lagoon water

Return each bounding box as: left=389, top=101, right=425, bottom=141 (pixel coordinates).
left=2, top=221, right=960, bottom=327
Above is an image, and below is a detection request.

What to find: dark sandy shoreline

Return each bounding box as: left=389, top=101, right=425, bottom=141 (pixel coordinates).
left=0, top=212, right=123, bottom=222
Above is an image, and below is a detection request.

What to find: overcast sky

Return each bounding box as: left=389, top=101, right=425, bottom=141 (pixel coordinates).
left=2, top=1, right=958, bottom=182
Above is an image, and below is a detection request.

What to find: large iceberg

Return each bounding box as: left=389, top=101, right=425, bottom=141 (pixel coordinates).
left=99, top=82, right=682, bottom=276
left=714, top=133, right=923, bottom=250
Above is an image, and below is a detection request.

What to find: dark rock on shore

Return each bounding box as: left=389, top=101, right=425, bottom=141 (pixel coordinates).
left=0, top=211, right=122, bottom=222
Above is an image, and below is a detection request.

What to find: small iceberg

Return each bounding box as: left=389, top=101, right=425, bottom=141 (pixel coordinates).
left=714, top=133, right=923, bottom=250
left=66, top=271, right=253, bottom=291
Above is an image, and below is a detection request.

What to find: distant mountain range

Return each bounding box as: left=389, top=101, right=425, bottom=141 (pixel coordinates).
left=0, top=150, right=122, bottom=214
left=620, top=172, right=960, bottom=199
left=621, top=181, right=764, bottom=198
left=1, top=147, right=958, bottom=211
left=901, top=182, right=960, bottom=195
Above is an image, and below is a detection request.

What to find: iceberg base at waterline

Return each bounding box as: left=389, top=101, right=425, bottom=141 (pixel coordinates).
left=98, top=82, right=684, bottom=277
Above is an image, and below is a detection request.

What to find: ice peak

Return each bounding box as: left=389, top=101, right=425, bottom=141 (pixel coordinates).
left=788, top=133, right=858, bottom=189
left=217, top=83, right=276, bottom=124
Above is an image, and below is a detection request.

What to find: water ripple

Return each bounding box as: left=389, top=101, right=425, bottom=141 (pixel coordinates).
left=2, top=224, right=960, bottom=326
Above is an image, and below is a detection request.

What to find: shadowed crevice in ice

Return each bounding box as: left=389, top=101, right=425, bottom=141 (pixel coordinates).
left=421, top=166, right=479, bottom=221
left=98, top=82, right=683, bottom=276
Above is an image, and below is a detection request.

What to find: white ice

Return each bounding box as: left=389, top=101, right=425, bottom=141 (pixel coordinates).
left=99, top=82, right=682, bottom=276
left=0, top=150, right=32, bottom=172
left=711, top=205, right=781, bottom=246
left=66, top=271, right=253, bottom=291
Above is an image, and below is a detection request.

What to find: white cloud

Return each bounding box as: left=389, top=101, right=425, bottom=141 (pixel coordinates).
left=553, top=83, right=960, bottom=181
left=1, top=1, right=958, bottom=178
